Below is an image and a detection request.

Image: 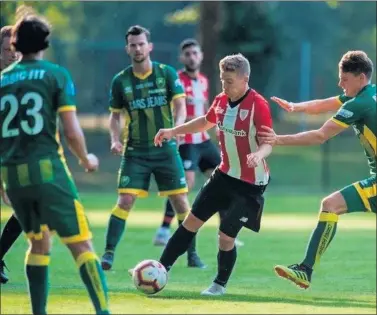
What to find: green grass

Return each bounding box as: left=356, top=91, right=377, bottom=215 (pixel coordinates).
left=1, top=193, right=376, bottom=314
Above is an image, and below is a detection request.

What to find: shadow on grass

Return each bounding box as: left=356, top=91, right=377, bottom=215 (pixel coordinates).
left=147, top=290, right=376, bottom=309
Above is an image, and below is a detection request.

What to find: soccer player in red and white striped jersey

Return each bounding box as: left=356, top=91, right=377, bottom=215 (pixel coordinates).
left=153, top=53, right=273, bottom=296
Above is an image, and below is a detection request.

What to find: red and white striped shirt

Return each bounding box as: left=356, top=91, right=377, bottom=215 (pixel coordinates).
left=178, top=70, right=211, bottom=144
left=205, top=90, right=272, bottom=185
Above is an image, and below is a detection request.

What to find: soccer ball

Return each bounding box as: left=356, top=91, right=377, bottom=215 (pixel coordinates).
left=132, top=259, right=168, bottom=295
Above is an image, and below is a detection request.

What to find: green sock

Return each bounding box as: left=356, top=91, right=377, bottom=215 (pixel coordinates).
left=302, top=212, right=338, bottom=269
left=77, top=252, right=110, bottom=314
left=105, top=206, right=129, bottom=252
left=25, top=253, right=50, bottom=315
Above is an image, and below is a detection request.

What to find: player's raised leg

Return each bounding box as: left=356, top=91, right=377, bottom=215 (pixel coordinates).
left=274, top=179, right=377, bottom=289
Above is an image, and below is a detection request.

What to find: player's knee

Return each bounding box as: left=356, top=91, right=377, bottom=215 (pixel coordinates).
left=168, top=193, right=190, bottom=214
left=182, top=212, right=204, bottom=232
left=118, top=193, right=136, bottom=210
left=218, top=231, right=235, bottom=251
left=66, top=240, right=94, bottom=261
left=320, top=194, right=345, bottom=214
left=29, top=233, right=52, bottom=255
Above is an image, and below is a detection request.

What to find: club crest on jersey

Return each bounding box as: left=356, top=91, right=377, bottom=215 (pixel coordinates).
left=239, top=109, right=249, bottom=121
left=156, top=78, right=165, bottom=89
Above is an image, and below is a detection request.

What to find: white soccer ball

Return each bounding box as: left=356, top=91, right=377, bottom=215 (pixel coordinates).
left=132, top=259, right=168, bottom=295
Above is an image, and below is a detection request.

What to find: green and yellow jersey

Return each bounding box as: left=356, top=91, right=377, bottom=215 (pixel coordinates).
left=0, top=60, right=76, bottom=188
left=332, top=84, right=376, bottom=175
left=109, top=61, right=185, bottom=148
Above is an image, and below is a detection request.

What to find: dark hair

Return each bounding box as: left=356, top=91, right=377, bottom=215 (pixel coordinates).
left=11, top=15, right=51, bottom=54
left=339, top=51, right=374, bottom=80
left=125, top=25, right=150, bottom=43
left=180, top=38, right=200, bottom=52
left=0, top=26, right=12, bottom=46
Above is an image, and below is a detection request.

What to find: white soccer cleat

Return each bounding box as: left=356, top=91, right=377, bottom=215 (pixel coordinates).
left=200, top=282, right=226, bottom=296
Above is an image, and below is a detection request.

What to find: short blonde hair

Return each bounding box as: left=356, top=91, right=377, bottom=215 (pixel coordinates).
left=219, top=53, right=250, bottom=77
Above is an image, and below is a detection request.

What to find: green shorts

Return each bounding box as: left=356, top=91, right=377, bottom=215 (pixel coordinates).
left=340, top=175, right=376, bottom=213
left=117, top=142, right=188, bottom=197
left=3, top=158, right=92, bottom=244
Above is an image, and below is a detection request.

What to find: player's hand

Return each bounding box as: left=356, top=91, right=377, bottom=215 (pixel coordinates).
left=80, top=153, right=99, bottom=172
left=1, top=189, right=12, bottom=207
left=258, top=126, right=278, bottom=146
left=154, top=128, right=175, bottom=147
left=270, top=96, right=295, bottom=112
left=110, top=141, right=123, bottom=155
left=247, top=152, right=262, bottom=168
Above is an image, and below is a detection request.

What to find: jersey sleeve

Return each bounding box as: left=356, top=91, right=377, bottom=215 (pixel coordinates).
left=56, top=68, right=76, bottom=113
left=332, top=97, right=364, bottom=127
left=165, top=65, right=186, bottom=101
left=253, top=95, right=273, bottom=132
left=109, top=76, right=124, bottom=113
left=205, top=96, right=219, bottom=124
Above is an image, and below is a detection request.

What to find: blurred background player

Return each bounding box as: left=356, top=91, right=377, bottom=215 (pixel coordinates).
left=0, top=14, right=110, bottom=314
left=0, top=25, right=23, bottom=284
left=152, top=54, right=273, bottom=295
left=259, top=50, right=376, bottom=289
left=101, top=26, right=205, bottom=271
left=154, top=39, right=244, bottom=248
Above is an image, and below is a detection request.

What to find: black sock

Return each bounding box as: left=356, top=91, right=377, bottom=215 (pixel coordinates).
left=159, top=224, right=197, bottom=271
left=214, top=246, right=237, bottom=287
left=161, top=200, right=176, bottom=228
left=177, top=218, right=197, bottom=257
left=0, top=215, right=23, bottom=260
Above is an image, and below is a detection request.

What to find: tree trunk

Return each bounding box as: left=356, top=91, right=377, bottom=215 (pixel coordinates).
left=198, top=1, right=222, bottom=100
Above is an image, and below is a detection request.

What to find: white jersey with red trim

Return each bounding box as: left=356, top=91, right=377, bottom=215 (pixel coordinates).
left=205, top=89, right=272, bottom=185
left=179, top=70, right=211, bottom=144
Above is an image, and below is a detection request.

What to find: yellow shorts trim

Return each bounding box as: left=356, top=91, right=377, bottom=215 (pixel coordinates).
left=331, top=118, right=349, bottom=128
left=60, top=200, right=93, bottom=244
left=171, top=93, right=186, bottom=101
left=26, top=224, right=49, bottom=241
left=158, top=187, right=188, bottom=197
left=26, top=253, right=51, bottom=266
left=58, top=105, right=77, bottom=113
left=109, top=107, right=122, bottom=113
left=118, top=188, right=148, bottom=197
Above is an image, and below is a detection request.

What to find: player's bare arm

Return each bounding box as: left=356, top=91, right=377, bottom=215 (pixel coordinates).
left=154, top=116, right=216, bottom=147
left=258, top=119, right=347, bottom=146
left=109, top=111, right=123, bottom=155
left=60, top=111, right=99, bottom=172
left=271, top=96, right=342, bottom=114
left=246, top=144, right=273, bottom=168
left=172, top=96, right=187, bottom=126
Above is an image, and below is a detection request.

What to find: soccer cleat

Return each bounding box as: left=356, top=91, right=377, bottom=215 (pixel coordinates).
left=101, top=251, right=114, bottom=271
left=153, top=227, right=171, bottom=246
left=235, top=238, right=244, bottom=247
left=274, top=263, right=312, bottom=289
left=127, top=268, right=134, bottom=277
left=0, top=260, right=9, bottom=284
left=187, top=253, right=207, bottom=269
left=201, top=282, right=226, bottom=296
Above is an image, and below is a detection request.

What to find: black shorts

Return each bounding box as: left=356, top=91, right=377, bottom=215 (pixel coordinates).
left=191, top=168, right=267, bottom=238
left=179, top=140, right=221, bottom=173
